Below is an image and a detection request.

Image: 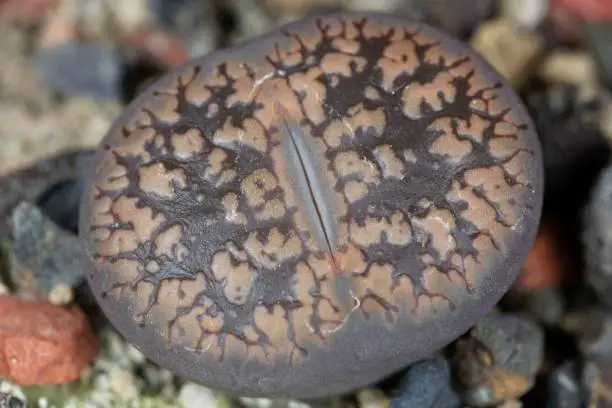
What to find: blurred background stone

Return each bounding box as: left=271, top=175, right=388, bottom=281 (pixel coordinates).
left=501, top=0, right=549, bottom=32
left=583, top=21, right=612, bottom=92
left=471, top=17, right=544, bottom=89
left=389, top=357, right=461, bottom=408
left=7, top=201, right=83, bottom=304
left=36, top=42, right=121, bottom=99
left=150, top=0, right=218, bottom=58
left=583, top=162, right=612, bottom=309
left=453, top=314, right=544, bottom=407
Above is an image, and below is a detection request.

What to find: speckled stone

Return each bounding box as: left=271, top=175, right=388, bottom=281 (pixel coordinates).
left=453, top=313, right=544, bottom=407
left=80, top=11, right=543, bottom=399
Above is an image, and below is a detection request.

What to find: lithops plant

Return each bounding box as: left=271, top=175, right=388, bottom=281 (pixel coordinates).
left=79, top=11, right=543, bottom=399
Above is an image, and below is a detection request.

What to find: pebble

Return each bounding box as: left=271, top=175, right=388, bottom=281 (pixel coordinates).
left=552, top=0, right=612, bottom=21
left=471, top=17, right=544, bottom=89
left=356, top=388, right=389, bottom=408
left=389, top=357, right=460, bottom=408
left=149, top=0, right=218, bottom=58
left=239, top=397, right=315, bottom=408
left=348, top=0, right=411, bottom=14
left=108, top=368, right=139, bottom=402
left=140, top=363, right=176, bottom=401
left=546, top=1, right=584, bottom=45
left=0, top=0, right=57, bottom=24
left=0, top=394, right=25, bottom=408
left=584, top=359, right=612, bottom=407
left=0, top=97, right=115, bottom=178
left=226, top=0, right=276, bottom=44
left=0, top=380, right=25, bottom=408
left=104, top=0, right=152, bottom=36
left=562, top=307, right=609, bottom=357
left=178, top=383, right=231, bottom=408
left=0, top=295, right=97, bottom=385
left=501, top=0, right=549, bottom=32
left=583, top=163, right=612, bottom=309
left=36, top=41, right=121, bottom=99
left=0, top=24, right=54, bottom=114
left=547, top=361, right=583, bottom=408
left=46, top=0, right=151, bottom=42
left=577, top=313, right=612, bottom=361
left=93, top=328, right=145, bottom=372
left=583, top=21, right=612, bottom=92
left=47, top=283, right=75, bottom=306
left=498, top=400, right=523, bottom=408
left=7, top=201, right=83, bottom=303
left=537, top=51, right=598, bottom=97
left=453, top=314, right=544, bottom=407
left=600, top=95, right=612, bottom=144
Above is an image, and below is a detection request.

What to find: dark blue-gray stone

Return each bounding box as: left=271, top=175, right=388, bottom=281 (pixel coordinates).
left=390, top=357, right=461, bottom=408
left=36, top=42, right=120, bottom=99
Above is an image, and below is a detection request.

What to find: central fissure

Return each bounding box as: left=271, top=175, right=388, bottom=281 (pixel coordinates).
left=275, top=103, right=338, bottom=259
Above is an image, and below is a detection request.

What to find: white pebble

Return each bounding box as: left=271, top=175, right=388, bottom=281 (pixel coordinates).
left=178, top=383, right=218, bottom=408
left=502, top=0, right=549, bottom=31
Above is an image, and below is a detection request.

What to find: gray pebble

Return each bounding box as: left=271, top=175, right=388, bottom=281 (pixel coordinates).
left=583, top=162, right=612, bottom=309
left=389, top=357, right=461, bottom=408
left=7, top=201, right=84, bottom=301
left=36, top=42, right=121, bottom=99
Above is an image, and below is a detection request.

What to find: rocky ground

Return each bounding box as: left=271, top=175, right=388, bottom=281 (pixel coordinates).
left=0, top=0, right=610, bottom=407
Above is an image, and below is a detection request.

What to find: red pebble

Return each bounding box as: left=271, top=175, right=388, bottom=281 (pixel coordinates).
left=517, top=218, right=569, bottom=290
left=551, top=0, right=612, bottom=22
left=0, top=0, right=57, bottom=23
left=0, top=295, right=97, bottom=385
